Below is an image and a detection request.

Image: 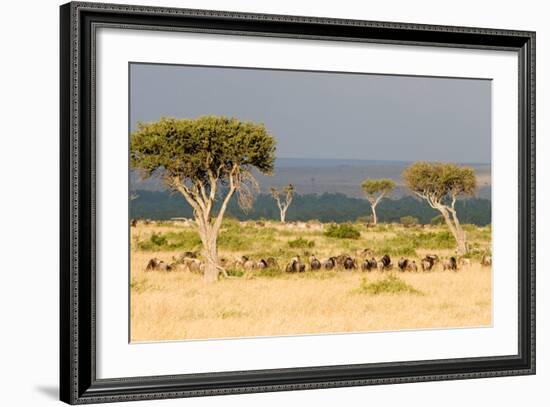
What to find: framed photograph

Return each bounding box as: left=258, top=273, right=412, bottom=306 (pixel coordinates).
left=60, top=1, right=535, bottom=404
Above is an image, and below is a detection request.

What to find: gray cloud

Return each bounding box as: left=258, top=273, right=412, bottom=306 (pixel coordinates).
left=130, top=63, right=491, bottom=164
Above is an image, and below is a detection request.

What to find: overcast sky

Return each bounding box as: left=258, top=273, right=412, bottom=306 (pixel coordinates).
left=130, top=63, right=491, bottom=164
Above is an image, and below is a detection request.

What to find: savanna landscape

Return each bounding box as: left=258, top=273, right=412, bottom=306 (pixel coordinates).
left=128, top=64, right=493, bottom=342
left=130, top=218, right=492, bottom=342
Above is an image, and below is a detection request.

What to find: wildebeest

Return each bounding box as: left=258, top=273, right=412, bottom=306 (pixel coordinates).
left=182, top=251, right=198, bottom=259
left=235, top=256, right=249, bottom=268
left=335, top=254, right=351, bottom=268
left=398, top=257, right=409, bottom=272
left=322, top=257, right=336, bottom=270
left=368, top=257, right=378, bottom=270
left=186, top=258, right=203, bottom=274
left=443, top=256, right=458, bottom=271
left=157, top=261, right=172, bottom=271
left=145, top=257, right=161, bottom=271
left=309, top=255, right=322, bottom=270
left=256, top=259, right=268, bottom=269
left=481, top=255, right=492, bottom=267
left=130, top=218, right=137, bottom=227
left=286, top=256, right=305, bottom=273
left=343, top=256, right=356, bottom=270
left=361, top=258, right=376, bottom=271
left=172, top=251, right=199, bottom=264
left=407, top=260, right=418, bottom=272
left=421, top=254, right=439, bottom=271
left=380, top=254, right=392, bottom=270
left=145, top=258, right=172, bottom=272
left=173, top=256, right=203, bottom=274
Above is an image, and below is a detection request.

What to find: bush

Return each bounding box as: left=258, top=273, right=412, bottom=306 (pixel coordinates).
left=355, top=275, right=422, bottom=295
left=150, top=232, right=167, bottom=246
left=288, top=237, right=315, bottom=249
left=400, top=215, right=419, bottom=226
left=324, top=224, right=361, bottom=239
left=137, top=231, right=201, bottom=251
left=137, top=232, right=168, bottom=250
left=226, top=268, right=245, bottom=277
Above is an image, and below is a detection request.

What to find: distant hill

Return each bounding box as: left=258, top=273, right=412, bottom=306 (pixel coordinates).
left=131, top=157, right=491, bottom=200
left=130, top=190, right=491, bottom=226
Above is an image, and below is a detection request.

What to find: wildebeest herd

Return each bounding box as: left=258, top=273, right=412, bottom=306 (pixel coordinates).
left=144, top=249, right=492, bottom=274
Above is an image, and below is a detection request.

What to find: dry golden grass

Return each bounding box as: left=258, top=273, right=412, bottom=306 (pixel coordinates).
left=130, top=222, right=491, bottom=342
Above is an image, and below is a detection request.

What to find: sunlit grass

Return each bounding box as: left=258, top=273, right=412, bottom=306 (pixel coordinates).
left=130, top=221, right=492, bottom=341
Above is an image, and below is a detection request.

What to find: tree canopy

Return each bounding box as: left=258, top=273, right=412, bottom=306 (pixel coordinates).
left=131, top=115, right=276, bottom=185
left=402, top=162, right=476, bottom=203
left=270, top=184, right=295, bottom=223
left=402, top=161, right=476, bottom=254
left=361, top=178, right=396, bottom=197
left=360, top=178, right=395, bottom=224
left=130, top=115, right=277, bottom=281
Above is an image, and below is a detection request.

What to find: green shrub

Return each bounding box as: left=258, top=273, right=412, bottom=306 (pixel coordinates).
left=400, top=215, right=419, bottom=226
left=324, top=224, right=361, bottom=239
left=151, top=232, right=167, bottom=246
left=137, top=232, right=167, bottom=250
left=288, top=237, right=315, bottom=249
left=137, top=231, right=201, bottom=251
left=354, top=275, right=422, bottom=295
left=226, top=268, right=245, bottom=277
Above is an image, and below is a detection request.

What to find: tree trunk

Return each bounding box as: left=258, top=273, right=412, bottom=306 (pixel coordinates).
left=202, top=237, right=219, bottom=282
left=371, top=204, right=378, bottom=225
left=449, top=209, right=468, bottom=255
left=437, top=207, right=468, bottom=255
left=280, top=207, right=287, bottom=223
left=197, top=221, right=220, bottom=282
left=171, top=174, right=236, bottom=282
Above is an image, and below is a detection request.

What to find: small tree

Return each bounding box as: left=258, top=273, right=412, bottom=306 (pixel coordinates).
left=131, top=116, right=276, bottom=281
left=402, top=161, right=476, bottom=255
left=360, top=178, right=395, bottom=225
left=270, top=184, right=295, bottom=223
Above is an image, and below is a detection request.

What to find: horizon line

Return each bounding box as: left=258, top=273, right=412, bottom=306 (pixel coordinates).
left=275, top=157, right=491, bottom=166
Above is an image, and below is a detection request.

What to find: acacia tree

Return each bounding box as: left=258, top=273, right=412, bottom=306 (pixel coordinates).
left=270, top=184, right=295, bottom=223
left=402, top=161, right=476, bottom=255
left=360, top=178, right=395, bottom=225
left=131, top=116, right=276, bottom=282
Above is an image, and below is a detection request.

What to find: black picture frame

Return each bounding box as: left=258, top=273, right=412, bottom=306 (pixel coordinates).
left=60, top=1, right=536, bottom=404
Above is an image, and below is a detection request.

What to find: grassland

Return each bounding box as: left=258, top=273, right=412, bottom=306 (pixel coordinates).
left=130, top=219, right=492, bottom=342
